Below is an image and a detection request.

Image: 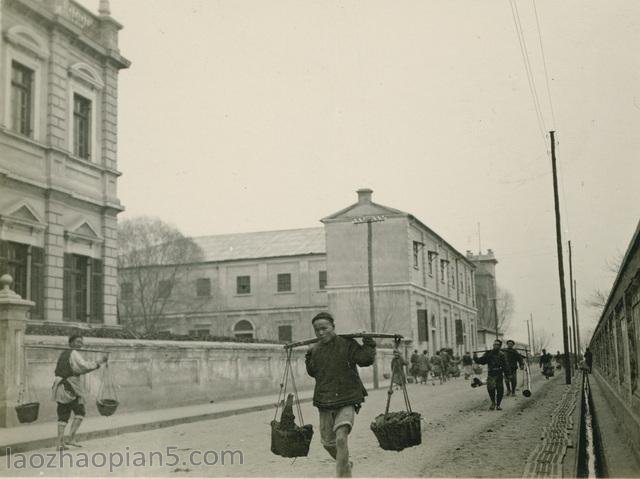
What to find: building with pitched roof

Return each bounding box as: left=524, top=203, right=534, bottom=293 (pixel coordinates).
left=0, top=0, right=129, bottom=325
left=138, top=189, right=483, bottom=354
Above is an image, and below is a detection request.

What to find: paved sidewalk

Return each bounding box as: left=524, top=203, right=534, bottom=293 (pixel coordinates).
left=0, top=381, right=384, bottom=455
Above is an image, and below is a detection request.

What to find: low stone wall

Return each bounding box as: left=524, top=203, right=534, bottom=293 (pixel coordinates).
left=24, top=335, right=394, bottom=423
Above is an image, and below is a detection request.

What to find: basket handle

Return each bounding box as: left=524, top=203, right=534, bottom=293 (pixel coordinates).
left=384, top=339, right=412, bottom=418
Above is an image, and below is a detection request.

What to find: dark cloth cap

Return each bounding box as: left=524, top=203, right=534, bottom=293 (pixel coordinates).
left=312, top=312, right=334, bottom=325
left=506, top=339, right=515, bottom=345
left=494, top=339, right=503, bottom=345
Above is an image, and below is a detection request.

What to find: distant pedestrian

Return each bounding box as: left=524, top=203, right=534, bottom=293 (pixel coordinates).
left=305, top=312, right=376, bottom=477
left=539, top=349, right=554, bottom=378
left=417, top=350, right=431, bottom=384
left=391, top=350, right=408, bottom=390
left=52, top=335, right=108, bottom=450
left=555, top=351, right=563, bottom=370
left=584, top=348, right=593, bottom=374
left=409, top=350, right=420, bottom=383
left=473, top=339, right=508, bottom=410
left=502, top=340, right=525, bottom=396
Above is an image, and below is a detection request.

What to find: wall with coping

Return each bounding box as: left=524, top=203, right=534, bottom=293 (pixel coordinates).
left=23, top=335, right=394, bottom=423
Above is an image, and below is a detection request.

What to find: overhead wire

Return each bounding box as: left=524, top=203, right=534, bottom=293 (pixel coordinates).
left=508, top=0, right=547, bottom=147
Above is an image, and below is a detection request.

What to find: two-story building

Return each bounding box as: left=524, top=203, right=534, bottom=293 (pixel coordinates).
left=122, top=228, right=328, bottom=342
left=137, top=189, right=482, bottom=353
left=323, top=189, right=479, bottom=355
left=0, top=0, right=129, bottom=325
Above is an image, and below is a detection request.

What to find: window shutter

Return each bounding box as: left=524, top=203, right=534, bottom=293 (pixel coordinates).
left=63, top=254, right=73, bottom=321
left=90, top=259, right=103, bottom=323
left=455, top=319, right=464, bottom=345
left=30, top=247, right=45, bottom=319
left=417, top=309, right=428, bottom=342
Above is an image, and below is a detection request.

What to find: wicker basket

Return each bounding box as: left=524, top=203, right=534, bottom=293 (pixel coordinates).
left=270, top=421, right=313, bottom=457
left=96, top=399, right=119, bottom=417
left=370, top=411, right=422, bottom=452
left=15, top=402, right=40, bottom=424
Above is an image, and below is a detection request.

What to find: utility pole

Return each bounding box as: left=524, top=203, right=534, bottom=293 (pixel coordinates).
left=550, top=130, right=572, bottom=384
left=530, top=313, right=536, bottom=354
left=353, top=214, right=385, bottom=389
left=526, top=319, right=532, bottom=357
left=574, top=280, right=582, bottom=356
left=493, top=297, right=499, bottom=340
left=568, top=241, right=578, bottom=371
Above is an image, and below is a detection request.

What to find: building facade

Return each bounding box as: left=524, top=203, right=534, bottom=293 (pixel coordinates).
left=121, top=228, right=328, bottom=342
left=466, top=250, right=502, bottom=349
left=0, top=0, right=129, bottom=325
left=323, top=189, right=478, bottom=355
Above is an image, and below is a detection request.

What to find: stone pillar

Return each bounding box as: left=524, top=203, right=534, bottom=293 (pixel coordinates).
left=0, top=275, right=35, bottom=428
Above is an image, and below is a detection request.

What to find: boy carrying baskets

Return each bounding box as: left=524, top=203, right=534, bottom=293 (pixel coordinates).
left=305, top=312, right=376, bottom=478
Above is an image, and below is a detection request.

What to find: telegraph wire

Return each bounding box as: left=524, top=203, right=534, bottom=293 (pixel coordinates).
left=532, top=0, right=557, bottom=130
left=508, top=0, right=547, bottom=146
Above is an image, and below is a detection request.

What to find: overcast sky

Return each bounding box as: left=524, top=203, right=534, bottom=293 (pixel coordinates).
left=81, top=0, right=640, bottom=350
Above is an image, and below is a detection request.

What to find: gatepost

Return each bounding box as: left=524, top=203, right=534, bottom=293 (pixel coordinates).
left=0, top=274, right=35, bottom=427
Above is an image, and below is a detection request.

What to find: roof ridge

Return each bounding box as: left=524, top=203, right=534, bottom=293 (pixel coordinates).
left=191, top=226, right=323, bottom=240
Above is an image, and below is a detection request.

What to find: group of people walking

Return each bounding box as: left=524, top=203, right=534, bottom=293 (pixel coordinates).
left=407, top=348, right=462, bottom=385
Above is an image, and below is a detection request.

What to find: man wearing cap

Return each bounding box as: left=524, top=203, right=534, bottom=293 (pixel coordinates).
left=305, top=312, right=376, bottom=478
left=473, top=339, right=508, bottom=410
left=502, top=340, right=525, bottom=396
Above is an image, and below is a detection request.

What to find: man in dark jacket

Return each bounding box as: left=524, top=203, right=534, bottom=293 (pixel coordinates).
left=305, top=312, right=376, bottom=477
left=503, top=340, right=525, bottom=396
left=474, top=339, right=508, bottom=410
left=584, top=348, right=593, bottom=373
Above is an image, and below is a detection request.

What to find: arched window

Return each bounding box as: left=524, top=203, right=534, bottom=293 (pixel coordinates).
left=233, top=319, right=254, bottom=340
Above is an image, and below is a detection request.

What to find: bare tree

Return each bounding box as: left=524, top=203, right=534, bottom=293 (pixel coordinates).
left=346, top=289, right=406, bottom=334
left=495, top=285, right=515, bottom=333
left=584, top=250, right=624, bottom=315
left=536, top=329, right=553, bottom=352
left=117, top=216, right=205, bottom=336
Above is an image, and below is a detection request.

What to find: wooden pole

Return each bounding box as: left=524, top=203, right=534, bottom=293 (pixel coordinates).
left=493, top=297, right=499, bottom=340
left=530, top=313, right=536, bottom=355
left=527, top=319, right=532, bottom=355
left=574, top=280, right=582, bottom=356
left=550, top=130, right=572, bottom=384
left=568, top=241, right=578, bottom=371
left=367, top=220, right=379, bottom=389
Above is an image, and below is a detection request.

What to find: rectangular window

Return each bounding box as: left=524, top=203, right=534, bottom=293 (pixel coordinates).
left=417, top=309, right=429, bottom=342
left=455, top=319, right=464, bottom=345
left=121, top=282, right=133, bottom=301
left=11, top=61, right=33, bottom=137
left=428, top=253, right=434, bottom=276
left=278, top=325, right=293, bottom=343
left=73, top=93, right=92, bottom=159
left=0, top=241, right=44, bottom=318
left=158, top=279, right=173, bottom=299
left=63, top=254, right=101, bottom=322
left=413, top=242, right=420, bottom=269
left=237, top=275, right=251, bottom=294
left=450, top=265, right=456, bottom=288
left=196, top=278, right=211, bottom=297
left=318, top=270, right=327, bottom=290
left=440, top=260, right=447, bottom=284
left=277, top=273, right=291, bottom=292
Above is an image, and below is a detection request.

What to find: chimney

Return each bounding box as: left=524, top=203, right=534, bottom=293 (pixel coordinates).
left=98, top=0, right=111, bottom=16
left=357, top=188, right=373, bottom=204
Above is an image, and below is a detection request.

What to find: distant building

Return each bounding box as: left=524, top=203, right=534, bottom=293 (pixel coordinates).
left=123, top=228, right=328, bottom=342
left=467, top=249, right=501, bottom=350
left=135, top=189, right=480, bottom=352
left=323, top=189, right=478, bottom=355
left=0, top=0, right=129, bottom=325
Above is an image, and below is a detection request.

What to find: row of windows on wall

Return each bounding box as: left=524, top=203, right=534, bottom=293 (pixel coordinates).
left=412, top=242, right=475, bottom=299
left=188, top=320, right=293, bottom=343
left=122, top=271, right=328, bottom=300
left=0, top=240, right=103, bottom=322
left=10, top=60, right=92, bottom=160
left=591, top=280, right=639, bottom=395
left=416, top=308, right=473, bottom=347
